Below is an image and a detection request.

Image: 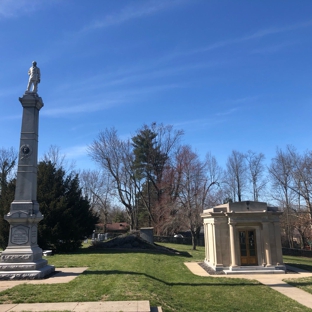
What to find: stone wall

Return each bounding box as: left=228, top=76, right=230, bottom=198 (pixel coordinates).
left=154, top=236, right=205, bottom=246
left=282, top=248, right=312, bottom=257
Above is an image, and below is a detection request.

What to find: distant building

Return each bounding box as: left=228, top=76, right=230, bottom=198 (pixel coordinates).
left=95, top=222, right=129, bottom=235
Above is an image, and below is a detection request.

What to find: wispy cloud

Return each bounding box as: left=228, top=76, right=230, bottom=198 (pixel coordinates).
left=0, top=114, right=21, bottom=121
left=42, top=82, right=181, bottom=117
left=172, top=105, right=245, bottom=134
left=82, top=0, right=187, bottom=31
left=244, top=20, right=312, bottom=40
left=42, top=98, right=120, bottom=117
left=166, top=19, right=312, bottom=59
left=63, top=145, right=88, bottom=159
left=215, top=107, right=240, bottom=117
left=0, top=0, right=42, bottom=19
left=251, top=41, right=298, bottom=54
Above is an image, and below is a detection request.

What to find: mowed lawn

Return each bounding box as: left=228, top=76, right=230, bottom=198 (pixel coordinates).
left=284, top=255, right=312, bottom=299
left=0, top=244, right=311, bottom=312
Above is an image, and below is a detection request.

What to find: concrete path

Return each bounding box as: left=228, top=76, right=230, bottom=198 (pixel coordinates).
left=0, top=268, right=162, bottom=312
left=185, top=262, right=312, bottom=310
left=0, top=300, right=160, bottom=312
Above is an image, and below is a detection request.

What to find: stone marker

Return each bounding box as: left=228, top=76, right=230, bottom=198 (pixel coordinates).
left=0, top=62, right=55, bottom=279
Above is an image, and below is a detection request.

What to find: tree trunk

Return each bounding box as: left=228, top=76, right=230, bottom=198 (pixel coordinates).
left=191, top=231, right=197, bottom=250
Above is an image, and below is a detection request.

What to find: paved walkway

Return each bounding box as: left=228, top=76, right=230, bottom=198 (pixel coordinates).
left=185, top=262, right=312, bottom=310
left=0, top=268, right=162, bottom=312
left=0, top=301, right=159, bottom=312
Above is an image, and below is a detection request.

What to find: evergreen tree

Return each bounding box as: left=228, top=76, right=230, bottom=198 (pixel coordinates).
left=37, top=161, right=98, bottom=252
left=132, top=126, right=168, bottom=226
left=0, top=147, right=17, bottom=249
left=0, top=179, right=15, bottom=249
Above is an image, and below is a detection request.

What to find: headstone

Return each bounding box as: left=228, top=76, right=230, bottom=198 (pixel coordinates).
left=140, top=227, right=154, bottom=244
left=0, top=62, right=55, bottom=279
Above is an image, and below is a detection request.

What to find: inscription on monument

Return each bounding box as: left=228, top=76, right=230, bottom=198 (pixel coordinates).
left=11, top=226, right=29, bottom=245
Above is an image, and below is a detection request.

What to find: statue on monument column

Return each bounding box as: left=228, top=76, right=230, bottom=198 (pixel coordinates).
left=26, top=61, right=41, bottom=93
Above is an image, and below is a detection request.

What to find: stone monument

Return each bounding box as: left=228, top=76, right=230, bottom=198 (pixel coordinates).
left=0, top=62, right=55, bottom=279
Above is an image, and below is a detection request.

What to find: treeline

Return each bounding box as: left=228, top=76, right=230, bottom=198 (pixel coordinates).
left=87, top=123, right=312, bottom=249
left=1, top=123, right=311, bottom=251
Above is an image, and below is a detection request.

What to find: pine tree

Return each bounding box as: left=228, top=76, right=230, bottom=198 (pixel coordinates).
left=0, top=147, right=17, bottom=249
left=37, top=161, right=98, bottom=252
left=132, top=126, right=167, bottom=226
left=0, top=179, right=15, bottom=249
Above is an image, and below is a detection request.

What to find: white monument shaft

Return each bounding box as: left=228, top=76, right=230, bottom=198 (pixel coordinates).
left=0, top=63, right=54, bottom=279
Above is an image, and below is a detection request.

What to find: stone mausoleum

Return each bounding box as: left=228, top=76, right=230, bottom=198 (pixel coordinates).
left=201, top=201, right=286, bottom=274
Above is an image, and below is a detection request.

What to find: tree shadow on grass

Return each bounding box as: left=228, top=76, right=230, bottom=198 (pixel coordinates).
left=284, top=263, right=312, bottom=272
left=82, top=269, right=260, bottom=287
left=63, top=247, right=193, bottom=258
left=286, top=280, right=312, bottom=288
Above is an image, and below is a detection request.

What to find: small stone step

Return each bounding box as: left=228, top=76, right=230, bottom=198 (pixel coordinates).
left=224, top=269, right=286, bottom=275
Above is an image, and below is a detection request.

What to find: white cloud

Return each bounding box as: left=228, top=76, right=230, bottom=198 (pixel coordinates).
left=63, top=145, right=88, bottom=159
left=42, top=81, right=181, bottom=117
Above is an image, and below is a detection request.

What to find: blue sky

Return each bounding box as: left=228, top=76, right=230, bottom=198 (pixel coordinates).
left=1, top=0, right=312, bottom=171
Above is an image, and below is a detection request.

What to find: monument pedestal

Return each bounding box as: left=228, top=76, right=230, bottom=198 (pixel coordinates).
left=0, top=92, right=55, bottom=280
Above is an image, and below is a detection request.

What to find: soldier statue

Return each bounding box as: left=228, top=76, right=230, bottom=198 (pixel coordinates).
left=26, top=61, right=41, bottom=93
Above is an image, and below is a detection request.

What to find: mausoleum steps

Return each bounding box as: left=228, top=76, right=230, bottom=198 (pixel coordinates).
left=223, top=265, right=286, bottom=275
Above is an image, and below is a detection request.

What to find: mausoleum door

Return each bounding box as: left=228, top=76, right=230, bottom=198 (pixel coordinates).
left=239, top=230, right=258, bottom=266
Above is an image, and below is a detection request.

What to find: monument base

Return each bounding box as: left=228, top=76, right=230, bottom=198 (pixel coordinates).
left=0, top=264, right=55, bottom=280
left=0, top=214, right=55, bottom=280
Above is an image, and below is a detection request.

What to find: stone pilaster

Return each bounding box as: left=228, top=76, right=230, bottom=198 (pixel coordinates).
left=229, top=221, right=237, bottom=267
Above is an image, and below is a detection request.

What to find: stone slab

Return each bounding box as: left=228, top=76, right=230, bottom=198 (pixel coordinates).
left=0, top=265, right=55, bottom=280
left=0, top=301, right=153, bottom=312
left=0, top=267, right=88, bottom=291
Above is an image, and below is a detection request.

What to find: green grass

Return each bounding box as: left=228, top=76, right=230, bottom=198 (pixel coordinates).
left=283, top=255, right=312, bottom=297
left=284, top=255, right=312, bottom=272
left=0, top=244, right=311, bottom=311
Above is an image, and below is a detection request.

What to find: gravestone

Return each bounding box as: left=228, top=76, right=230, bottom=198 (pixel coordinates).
left=0, top=62, right=55, bottom=279
left=140, top=227, right=154, bottom=244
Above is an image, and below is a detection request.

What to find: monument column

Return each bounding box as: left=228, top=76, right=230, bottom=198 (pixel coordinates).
left=0, top=62, right=54, bottom=280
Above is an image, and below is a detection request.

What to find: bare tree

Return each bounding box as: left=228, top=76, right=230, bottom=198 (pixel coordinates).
left=245, top=150, right=267, bottom=201
left=286, top=147, right=312, bottom=220
left=88, top=128, right=138, bottom=230
left=41, top=145, right=76, bottom=173
left=0, top=147, right=17, bottom=195
left=269, top=147, right=296, bottom=248
left=80, top=169, right=113, bottom=232
left=205, top=152, right=223, bottom=206
left=174, top=146, right=220, bottom=250
left=224, top=150, right=247, bottom=202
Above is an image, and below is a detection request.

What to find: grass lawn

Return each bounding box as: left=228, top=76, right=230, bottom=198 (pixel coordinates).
left=284, top=255, right=312, bottom=272
left=0, top=244, right=311, bottom=311
left=283, top=255, right=312, bottom=299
